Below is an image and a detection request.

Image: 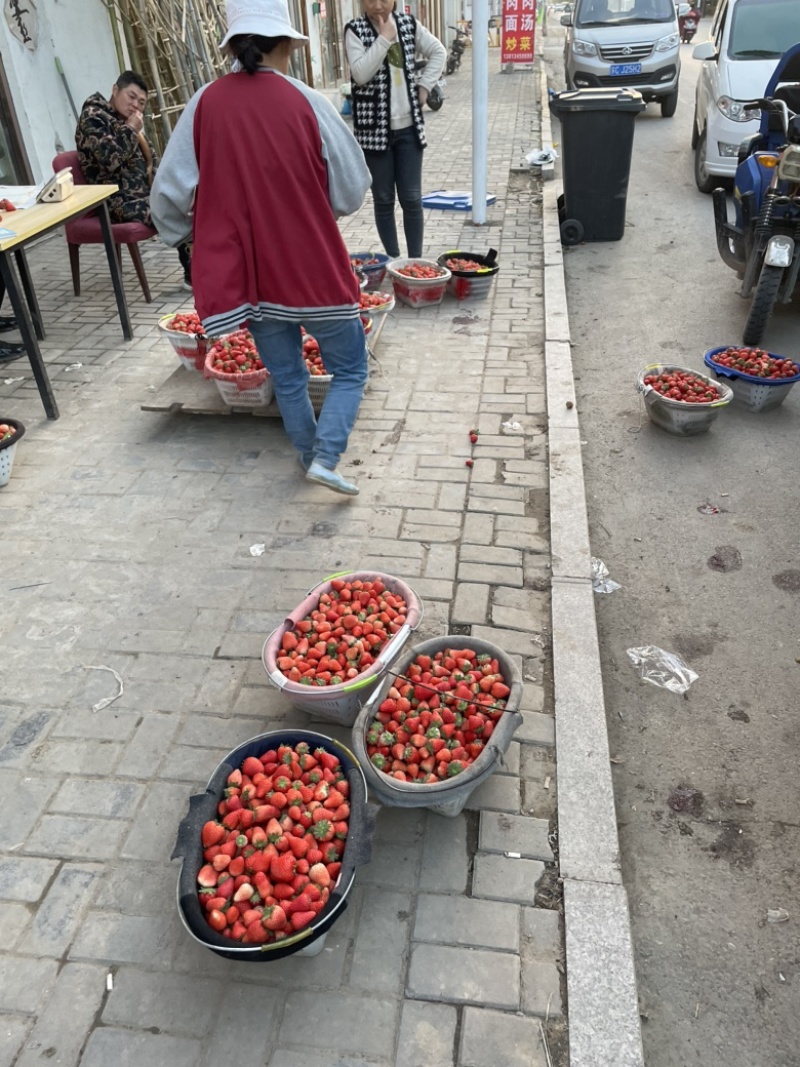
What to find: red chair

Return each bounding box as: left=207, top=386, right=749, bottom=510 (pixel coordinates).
left=52, top=150, right=157, bottom=303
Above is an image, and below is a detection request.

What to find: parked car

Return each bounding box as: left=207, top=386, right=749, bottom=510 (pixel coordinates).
left=561, top=0, right=681, bottom=117
left=692, top=0, right=800, bottom=193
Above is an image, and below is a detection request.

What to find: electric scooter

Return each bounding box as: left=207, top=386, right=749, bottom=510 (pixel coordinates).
left=445, top=26, right=470, bottom=75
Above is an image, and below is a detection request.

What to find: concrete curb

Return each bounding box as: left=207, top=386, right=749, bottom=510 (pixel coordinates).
left=538, top=60, right=645, bottom=1067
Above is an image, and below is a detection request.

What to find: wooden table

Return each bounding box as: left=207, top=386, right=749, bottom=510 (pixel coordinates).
left=0, top=185, right=133, bottom=420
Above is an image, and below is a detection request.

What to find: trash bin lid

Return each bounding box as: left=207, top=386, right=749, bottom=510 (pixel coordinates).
left=549, top=87, right=645, bottom=113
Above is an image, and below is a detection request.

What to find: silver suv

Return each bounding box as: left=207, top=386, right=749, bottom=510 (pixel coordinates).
left=562, top=0, right=681, bottom=116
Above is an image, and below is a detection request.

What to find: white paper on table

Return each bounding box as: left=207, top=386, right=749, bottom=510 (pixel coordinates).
left=0, top=186, right=40, bottom=210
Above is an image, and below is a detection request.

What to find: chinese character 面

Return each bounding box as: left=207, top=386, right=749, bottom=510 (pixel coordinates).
left=505, top=15, right=518, bottom=31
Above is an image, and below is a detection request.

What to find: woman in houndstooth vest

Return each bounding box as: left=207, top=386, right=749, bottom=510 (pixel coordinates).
left=345, top=0, right=445, bottom=258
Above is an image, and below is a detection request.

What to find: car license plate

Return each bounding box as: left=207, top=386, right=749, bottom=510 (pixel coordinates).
left=610, top=63, right=642, bottom=76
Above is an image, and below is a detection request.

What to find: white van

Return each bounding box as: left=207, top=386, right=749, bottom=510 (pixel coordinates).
left=692, top=0, right=800, bottom=192
left=561, top=0, right=681, bottom=116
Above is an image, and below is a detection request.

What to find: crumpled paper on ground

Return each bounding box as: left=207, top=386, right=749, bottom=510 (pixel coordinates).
left=591, top=558, right=621, bottom=594
left=626, top=646, right=698, bottom=694
left=82, top=665, right=124, bottom=711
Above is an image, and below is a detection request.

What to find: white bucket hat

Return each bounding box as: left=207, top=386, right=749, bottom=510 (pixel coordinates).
left=220, top=0, right=308, bottom=50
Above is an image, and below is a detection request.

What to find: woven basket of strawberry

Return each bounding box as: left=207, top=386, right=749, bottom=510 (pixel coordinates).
left=352, top=636, right=523, bottom=817
left=262, top=570, right=423, bottom=725
left=158, top=311, right=208, bottom=372
left=173, top=730, right=377, bottom=961
left=204, top=330, right=274, bottom=408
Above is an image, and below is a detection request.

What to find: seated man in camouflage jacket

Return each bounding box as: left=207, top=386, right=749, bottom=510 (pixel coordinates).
left=76, top=70, right=191, bottom=290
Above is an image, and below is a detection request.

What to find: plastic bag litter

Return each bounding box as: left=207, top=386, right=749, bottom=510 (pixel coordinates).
left=249, top=543, right=266, bottom=557
left=526, top=145, right=558, bottom=166
left=591, top=558, right=621, bottom=594
left=767, top=908, right=789, bottom=923
left=626, top=646, right=698, bottom=694
left=501, top=420, right=523, bottom=434
left=82, top=665, right=124, bottom=711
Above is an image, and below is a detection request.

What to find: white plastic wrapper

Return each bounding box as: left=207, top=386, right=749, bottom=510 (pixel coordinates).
left=526, top=145, right=559, bottom=166
left=249, top=543, right=266, bottom=557
left=626, top=646, right=698, bottom=694
left=591, top=557, right=621, bottom=594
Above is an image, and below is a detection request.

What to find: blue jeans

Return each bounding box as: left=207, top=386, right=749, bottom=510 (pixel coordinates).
left=364, top=127, right=424, bottom=258
left=247, top=316, right=368, bottom=471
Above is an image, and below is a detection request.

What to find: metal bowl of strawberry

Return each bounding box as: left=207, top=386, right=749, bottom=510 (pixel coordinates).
left=386, top=258, right=451, bottom=308
left=636, top=364, right=733, bottom=436
left=173, top=730, right=374, bottom=961
left=352, top=636, right=523, bottom=817
left=262, top=571, right=423, bottom=725
left=158, top=311, right=207, bottom=372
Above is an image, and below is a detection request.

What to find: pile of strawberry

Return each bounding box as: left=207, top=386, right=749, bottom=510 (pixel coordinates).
left=167, top=311, right=206, bottom=338
left=0, top=422, right=16, bottom=444
left=301, top=319, right=371, bottom=377
left=365, top=646, right=511, bottom=783
left=359, top=292, right=393, bottom=312
left=643, top=370, right=721, bottom=403
left=709, top=347, right=799, bottom=379
left=445, top=257, right=483, bottom=272
left=207, top=329, right=264, bottom=375
left=396, top=263, right=445, bottom=279
left=276, top=576, right=408, bottom=687
left=351, top=255, right=382, bottom=270
left=197, top=741, right=350, bottom=944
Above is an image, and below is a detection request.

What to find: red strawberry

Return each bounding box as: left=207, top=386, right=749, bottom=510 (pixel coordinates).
left=244, top=920, right=268, bottom=943
left=273, top=882, right=295, bottom=900
left=242, top=756, right=263, bottom=778
left=284, top=892, right=313, bottom=916
left=270, top=853, right=296, bottom=883
left=310, top=819, right=334, bottom=842
left=201, top=821, right=225, bottom=848
left=288, top=835, right=310, bottom=859
left=314, top=749, right=341, bottom=773
left=262, top=904, right=288, bottom=930
left=290, top=910, right=316, bottom=931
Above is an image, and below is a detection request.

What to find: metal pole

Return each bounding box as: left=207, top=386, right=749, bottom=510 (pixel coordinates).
left=471, top=0, right=489, bottom=224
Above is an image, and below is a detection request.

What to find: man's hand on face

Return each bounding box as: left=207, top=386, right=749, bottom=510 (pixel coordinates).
left=126, top=109, right=144, bottom=134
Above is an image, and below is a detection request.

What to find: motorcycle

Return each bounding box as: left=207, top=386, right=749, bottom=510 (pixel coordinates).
left=678, top=7, right=700, bottom=44
left=414, top=58, right=446, bottom=111
left=712, top=43, right=800, bottom=345
left=445, top=25, right=470, bottom=76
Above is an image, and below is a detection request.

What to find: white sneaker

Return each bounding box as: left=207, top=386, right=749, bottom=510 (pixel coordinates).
left=306, top=461, right=359, bottom=496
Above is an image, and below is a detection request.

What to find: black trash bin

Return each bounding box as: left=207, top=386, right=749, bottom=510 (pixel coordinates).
left=549, top=88, right=645, bottom=244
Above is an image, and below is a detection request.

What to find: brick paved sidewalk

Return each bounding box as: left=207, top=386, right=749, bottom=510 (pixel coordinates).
left=0, top=55, right=563, bottom=1067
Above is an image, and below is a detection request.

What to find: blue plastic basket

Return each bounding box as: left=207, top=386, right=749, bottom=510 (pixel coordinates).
left=349, top=251, right=389, bottom=289
left=703, top=347, right=800, bottom=412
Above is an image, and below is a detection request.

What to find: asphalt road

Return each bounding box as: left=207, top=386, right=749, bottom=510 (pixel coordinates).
left=544, top=28, right=800, bottom=1067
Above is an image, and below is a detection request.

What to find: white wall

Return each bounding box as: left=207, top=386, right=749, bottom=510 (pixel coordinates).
left=0, top=0, right=122, bottom=181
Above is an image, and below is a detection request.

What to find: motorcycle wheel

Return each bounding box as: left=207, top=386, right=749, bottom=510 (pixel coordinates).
left=446, top=58, right=457, bottom=75
left=742, top=263, right=783, bottom=346
left=691, top=104, right=699, bottom=149
left=694, top=129, right=717, bottom=195
left=427, top=89, right=444, bottom=111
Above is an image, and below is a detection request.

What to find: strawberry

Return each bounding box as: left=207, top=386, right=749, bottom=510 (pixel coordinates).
left=197, top=865, right=217, bottom=888
left=314, top=749, right=341, bottom=773
left=288, top=835, right=310, bottom=859
left=262, top=904, right=288, bottom=930
left=284, top=892, right=313, bottom=916
left=270, top=853, right=296, bottom=883
left=201, top=821, right=225, bottom=848
left=310, top=819, right=334, bottom=842
left=244, top=920, right=268, bottom=943
left=309, top=862, right=331, bottom=888
left=290, top=910, right=317, bottom=931
left=273, top=882, right=295, bottom=900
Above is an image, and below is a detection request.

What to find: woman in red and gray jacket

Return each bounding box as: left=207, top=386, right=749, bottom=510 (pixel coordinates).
left=152, top=0, right=371, bottom=496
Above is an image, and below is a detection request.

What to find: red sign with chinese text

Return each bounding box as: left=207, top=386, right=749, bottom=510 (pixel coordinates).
left=501, top=0, right=536, bottom=63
